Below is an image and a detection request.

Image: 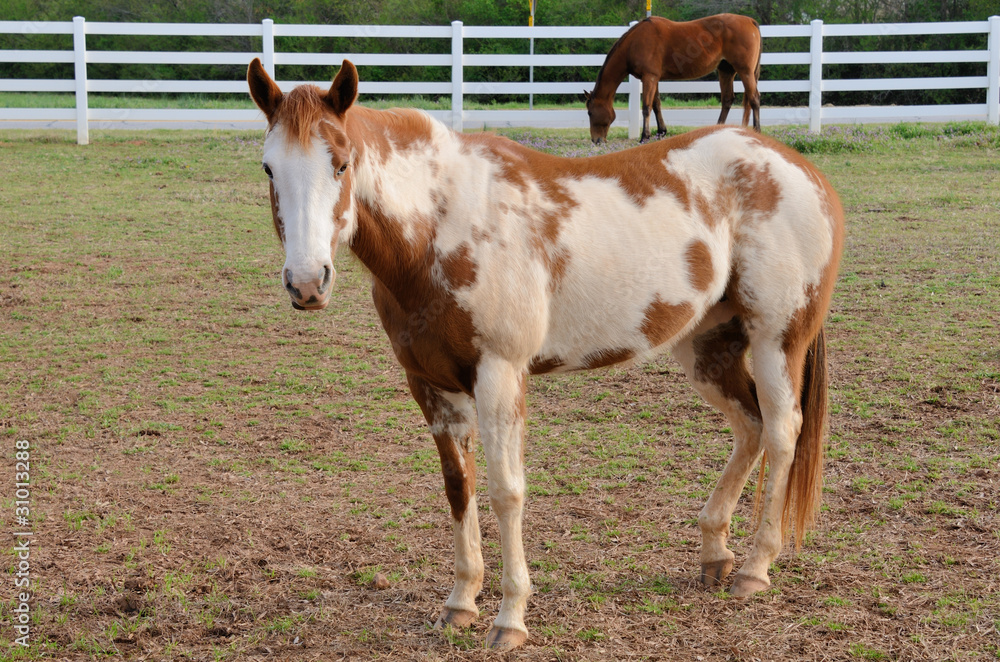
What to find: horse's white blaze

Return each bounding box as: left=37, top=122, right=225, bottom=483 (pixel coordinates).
left=263, top=126, right=343, bottom=282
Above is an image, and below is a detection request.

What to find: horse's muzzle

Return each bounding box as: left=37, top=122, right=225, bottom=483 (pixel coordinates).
left=291, top=299, right=329, bottom=311
left=284, top=264, right=333, bottom=311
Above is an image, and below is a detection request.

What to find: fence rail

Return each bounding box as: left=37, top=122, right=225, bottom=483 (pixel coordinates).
left=1, top=16, right=998, bottom=144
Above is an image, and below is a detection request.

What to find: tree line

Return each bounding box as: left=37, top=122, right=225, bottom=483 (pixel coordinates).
left=1, top=0, right=995, bottom=107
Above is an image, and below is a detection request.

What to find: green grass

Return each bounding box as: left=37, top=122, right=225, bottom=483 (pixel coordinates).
left=0, top=122, right=998, bottom=659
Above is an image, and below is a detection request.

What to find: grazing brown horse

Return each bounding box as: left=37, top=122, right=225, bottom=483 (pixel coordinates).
left=248, top=58, right=843, bottom=649
left=585, top=14, right=762, bottom=143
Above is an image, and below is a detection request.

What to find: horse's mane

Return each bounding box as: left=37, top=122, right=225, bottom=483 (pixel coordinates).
left=273, top=85, right=436, bottom=149
left=594, top=18, right=650, bottom=91
left=273, top=85, right=336, bottom=147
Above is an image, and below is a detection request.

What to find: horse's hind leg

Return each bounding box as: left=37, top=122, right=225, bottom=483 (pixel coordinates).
left=653, top=93, right=667, bottom=136
left=407, top=374, right=484, bottom=629
left=672, top=303, right=763, bottom=588
left=729, top=324, right=824, bottom=597
left=640, top=75, right=660, bottom=142
left=716, top=61, right=736, bottom=125
left=740, top=66, right=762, bottom=132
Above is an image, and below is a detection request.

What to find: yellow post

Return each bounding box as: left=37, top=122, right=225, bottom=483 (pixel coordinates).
left=528, top=0, right=536, bottom=108
left=646, top=0, right=652, bottom=17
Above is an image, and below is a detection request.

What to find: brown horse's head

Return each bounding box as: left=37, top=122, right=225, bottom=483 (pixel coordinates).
left=583, top=90, right=614, bottom=145
left=247, top=58, right=359, bottom=311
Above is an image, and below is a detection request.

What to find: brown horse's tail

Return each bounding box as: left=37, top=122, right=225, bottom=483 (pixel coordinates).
left=753, top=20, right=762, bottom=83
left=754, top=327, right=828, bottom=549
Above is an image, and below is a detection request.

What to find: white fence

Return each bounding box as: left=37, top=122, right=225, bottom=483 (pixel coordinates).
left=1, top=16, right=998, bottom=144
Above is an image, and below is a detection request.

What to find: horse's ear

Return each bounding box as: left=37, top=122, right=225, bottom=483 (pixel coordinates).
left=247, top=58, right=282, bottom=120
left=326, top=60, right=358, bottom=116
left=582, top=89, right=592, bottom=102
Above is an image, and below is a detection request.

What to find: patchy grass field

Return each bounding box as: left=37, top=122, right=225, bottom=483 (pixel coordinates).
left=0, top=123, right=998, bottom=661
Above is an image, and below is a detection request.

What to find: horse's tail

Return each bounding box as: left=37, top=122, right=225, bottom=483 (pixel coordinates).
left=754, top=326, right=827, bottom=549
left=754, top=22, right=763, bottom=83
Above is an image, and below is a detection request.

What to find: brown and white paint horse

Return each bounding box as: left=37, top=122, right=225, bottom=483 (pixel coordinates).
left=248, top=58, right=843, bottom=649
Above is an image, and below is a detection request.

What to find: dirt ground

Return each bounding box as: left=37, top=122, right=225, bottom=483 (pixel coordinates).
left=1, top=128, right=998, bottom=661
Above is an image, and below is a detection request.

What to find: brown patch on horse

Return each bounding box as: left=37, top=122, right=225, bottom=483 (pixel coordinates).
left=692, top=316, right=760, bottom=418
left=407, top=377, right=476, bottom=522
left=268, top=182, right=284, bottom=243
left=332, top=177, right=352, bottom=233
left=640, top=297, right=695, bottom=347
left=529, top=356, right=565, bottom=375
left=569, top=130, right=704, bottom=208
left=354, top=199, right=480, bottom=395
left=435, top=431, right=476, bottom=522
left=547, top=250, right=570, bottom=291
left=731, top=160, right=782, bottom=216
left=373, top=279, right=480, bottom=396
left=581, top=348, right=635, bottom=370
left=344, top=106, right=436, bottom=169
left=440, top=244, right=477, bottom=289
left=685, top=240, right=714, bottom=292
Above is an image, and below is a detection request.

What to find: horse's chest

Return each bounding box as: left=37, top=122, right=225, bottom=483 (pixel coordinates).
left=371, top=282, right=480, bottom=394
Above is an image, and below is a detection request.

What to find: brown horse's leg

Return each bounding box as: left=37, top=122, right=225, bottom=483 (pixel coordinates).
left=652, top=93, right=667, bottom=136
left=639, top=75, right=659, bottom=142
left=406, top=373, right=484, bottom=630
left=742, top=67, right=762, bottom=132
left=717, top=61, right=736, bottom=125
left=672, top=302, right=763, bottom=589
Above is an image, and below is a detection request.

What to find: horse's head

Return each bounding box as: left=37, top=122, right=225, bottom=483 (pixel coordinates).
left=583, top=89, right=614, bottom=145
left=247, top=58, right=359, bottom=311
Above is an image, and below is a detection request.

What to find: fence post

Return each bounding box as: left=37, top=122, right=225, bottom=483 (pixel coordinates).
left=262, top=18, right=275, bottom=79
left=988, top=15, right=999, bottom=126
left=809, top=19, right=823, bottom=133
left=627, top=21, right=641, bottom=140
left=451, top=20, right=463, bottom=132
left=72, top=16, right=88, bottom=145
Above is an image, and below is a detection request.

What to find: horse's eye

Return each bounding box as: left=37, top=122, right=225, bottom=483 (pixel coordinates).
left=263, top=163, right=273, bottom=179
left=336, top=163, right=348, bottom=176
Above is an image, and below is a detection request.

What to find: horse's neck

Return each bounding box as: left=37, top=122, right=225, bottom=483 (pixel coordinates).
left=595, top=42, right=629, bottom=102
left=345, top=106, right=450, bottom=305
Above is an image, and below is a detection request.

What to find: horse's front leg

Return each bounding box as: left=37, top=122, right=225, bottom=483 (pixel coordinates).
left=406, top=374, right=484, bottom=629
left=474, top=356, right=530, bottom=649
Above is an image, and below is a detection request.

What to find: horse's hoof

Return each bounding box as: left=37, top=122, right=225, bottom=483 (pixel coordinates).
left=486, top=626, right=528, bottom=649
left=730, top=574, right=770, bottom=598
left=700, top=559, right=734, bottom=587
left=435, top=608, right=477, bottom=629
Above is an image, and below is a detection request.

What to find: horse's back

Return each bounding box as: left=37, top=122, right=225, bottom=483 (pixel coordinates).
left=632, top=14, right=758, bottom=79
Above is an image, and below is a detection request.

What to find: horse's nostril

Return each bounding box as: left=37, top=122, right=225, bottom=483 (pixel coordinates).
left=318, top=265, right=332, bottom=294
